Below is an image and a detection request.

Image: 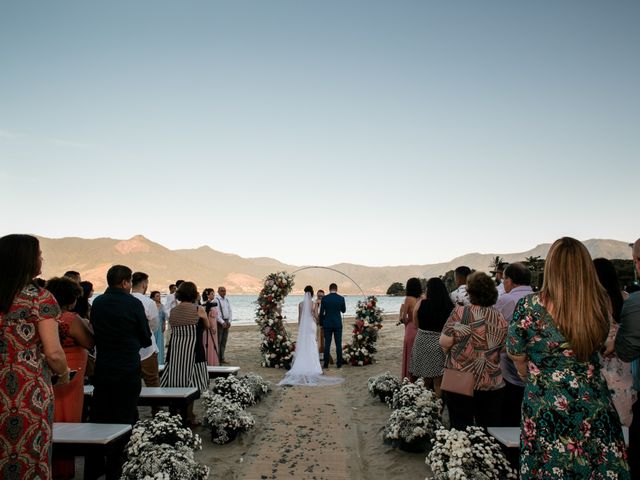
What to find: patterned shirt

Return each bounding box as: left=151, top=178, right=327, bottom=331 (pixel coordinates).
left=442, top=304, right=508, bottom=390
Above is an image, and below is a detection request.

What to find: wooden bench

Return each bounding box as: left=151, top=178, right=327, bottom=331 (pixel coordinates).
left=488, top=426, right=630, bottom=448
left=84, top=385, right=200, bottom=426
left=52, top=422, right=131, bottom=480
left=158, top=363, right=240, bottom=378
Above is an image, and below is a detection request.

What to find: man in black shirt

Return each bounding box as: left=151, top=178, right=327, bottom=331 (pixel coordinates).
left=88, top=265, right=151, bottom=478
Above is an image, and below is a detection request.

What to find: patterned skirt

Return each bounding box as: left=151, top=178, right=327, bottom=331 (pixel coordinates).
left=410, top=329, right=445, bottom=379
left=161, top=324, right=209, bottom=393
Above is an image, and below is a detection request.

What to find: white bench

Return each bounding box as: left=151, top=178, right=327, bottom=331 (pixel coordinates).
left=158, top=363, right=240, bottom=378
left=84, top=386, right=200, bottom=426
left=52, top=422, right=132, bottom=480
left=488, top=426, right=629, bottom=448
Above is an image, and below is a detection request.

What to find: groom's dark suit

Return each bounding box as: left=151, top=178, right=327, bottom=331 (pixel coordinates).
left=319, top=291, right=346, bottom=368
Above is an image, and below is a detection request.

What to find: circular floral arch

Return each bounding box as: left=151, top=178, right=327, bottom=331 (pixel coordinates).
left=255, top=270, right=384, bottom=369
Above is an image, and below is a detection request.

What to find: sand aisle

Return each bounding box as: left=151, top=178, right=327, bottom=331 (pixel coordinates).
left=241, top=382, right=351, bottom=479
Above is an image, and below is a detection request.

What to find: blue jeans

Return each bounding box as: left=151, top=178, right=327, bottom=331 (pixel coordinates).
left=323, top=327, right=343, bottom=367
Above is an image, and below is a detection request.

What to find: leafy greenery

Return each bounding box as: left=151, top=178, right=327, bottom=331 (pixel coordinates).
left=386, top=282, right=405, bottom=296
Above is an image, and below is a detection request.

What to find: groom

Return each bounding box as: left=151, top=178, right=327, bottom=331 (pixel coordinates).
left=319, top=283, right=346, bottom=368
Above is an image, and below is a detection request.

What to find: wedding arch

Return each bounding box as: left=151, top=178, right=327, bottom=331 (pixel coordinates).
left=255, top=268, right=384, bottom=369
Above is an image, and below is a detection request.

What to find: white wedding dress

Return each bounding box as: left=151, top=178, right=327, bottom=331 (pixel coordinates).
left=278, top=292, right=345, bottom=387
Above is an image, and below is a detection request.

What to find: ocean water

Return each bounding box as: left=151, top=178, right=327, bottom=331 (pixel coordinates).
left=221, top=295, right=405, bottom=325
left=91, top=293, right=405, bottom=326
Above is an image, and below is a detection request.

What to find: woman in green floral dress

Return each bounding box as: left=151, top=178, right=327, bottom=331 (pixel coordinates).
left=507, top=237, right=629, bottom=479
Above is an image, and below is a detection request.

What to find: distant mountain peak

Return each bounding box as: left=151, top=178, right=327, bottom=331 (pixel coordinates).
left=114, top=235, right=152, bottom=254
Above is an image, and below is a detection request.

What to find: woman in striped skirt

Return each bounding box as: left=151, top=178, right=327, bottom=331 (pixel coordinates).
left=410, top=277, right=454, bottom=397
left=161, top=281, right=210, bottom=426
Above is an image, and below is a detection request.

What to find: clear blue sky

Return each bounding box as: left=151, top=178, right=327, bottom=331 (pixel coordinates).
left=1, top=1, right=638, bottom=266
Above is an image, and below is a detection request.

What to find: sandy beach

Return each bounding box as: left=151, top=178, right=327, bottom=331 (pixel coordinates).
left=189, top=315, right=430, bottom=479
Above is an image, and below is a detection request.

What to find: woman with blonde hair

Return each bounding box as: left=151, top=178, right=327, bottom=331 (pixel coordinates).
left=507, top=237, right=629, bottom=478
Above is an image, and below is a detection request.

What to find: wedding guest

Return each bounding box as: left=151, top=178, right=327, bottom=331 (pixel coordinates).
left=150, top=291, right=167, bottom=364
left=616, top=238, right=640, bottom=477
left=494, top=263, right=506, bottom=296
left=440, top=271, right=507, bottom=429
left=509, top=237, right=629, bottom=478
left=493, top=262, right=533, bottom=427
left=595, top=257, right=635, bottom=427
left=161, top=281, right=209, bottom=426
left=410, top=277, right=454, bottom=397
left=450, top=266, right=471, bottom=306
left=400, top=278, right=422, bottom=380
left=75, top=280, right=94, bottom=319
left=63, top=270, right=81, bottom=283
left=45, top=276, right=95, bottom=479
left=164, top=282, right=179, bottom=312
left=201, top=288, right=219, bottom=366
left=216, top=286, right=233, bottom=364
left=131, top=273, right=160, bottom=400
left=0, top=234, right=69, bottom=480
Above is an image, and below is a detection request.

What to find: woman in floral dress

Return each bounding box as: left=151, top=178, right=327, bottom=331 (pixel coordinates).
left=508, top=237, right=629, bottom=479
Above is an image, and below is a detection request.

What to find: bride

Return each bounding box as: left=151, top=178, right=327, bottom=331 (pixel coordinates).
left=278, top=286, right=344, bottom=387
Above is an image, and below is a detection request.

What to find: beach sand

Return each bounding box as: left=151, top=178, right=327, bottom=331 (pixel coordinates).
left=189, top=316, right=431, bottom=479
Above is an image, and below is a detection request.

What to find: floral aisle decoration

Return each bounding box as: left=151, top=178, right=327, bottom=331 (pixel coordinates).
left=239, top=373, right=271, bottom=403
left=427, top=427, right=517, bottom=480
left=388, top=378, right=441, bottom=410
left=255, top=272, right=296, bottom=368
left=367, top=371, right=401, bottom=403
left=201, top=391, right=256, bottom=444
left=343, top=296, right=384, bottom=366
left=210, top=375, right=255, bottom=407
left=121, top=411, right=209, bottom=480
left=383, top=406, right=443, bottom=453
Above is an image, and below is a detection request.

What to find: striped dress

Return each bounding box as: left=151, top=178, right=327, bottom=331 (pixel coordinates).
left=160, top=302, right=209, bottom=392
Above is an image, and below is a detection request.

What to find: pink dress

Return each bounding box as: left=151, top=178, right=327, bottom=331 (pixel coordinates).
left=203, top=307, right=219, bottom=366
left=401, top=298, right=419, bottom=379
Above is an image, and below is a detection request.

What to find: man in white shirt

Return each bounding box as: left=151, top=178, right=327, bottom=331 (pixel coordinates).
left=164, top=282, right=179, bottom=312
left=493, top=262, right=533, bottom=426
left=215, top=286, right=233, bottom=364
left=131, top=272, right=160, bottom=406
left=450, top=266, right=471, bottom=306
left=494, top=264, right=506, bottom=296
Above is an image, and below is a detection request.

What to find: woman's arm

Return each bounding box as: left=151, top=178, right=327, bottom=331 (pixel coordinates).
left=198, top=306, right=211, bottom=329
left=69, top=314, right=95, bottom=349
left=509, top=353, right=529, bottom=379
left=412, top=298, right=422, bottom=328
left=399, top=303, right=405, bottom=325
left=439, top=333, right=454, bottom=352
left=38, top=318, right=69, bottom=376
left=298, top=302, right=302, bottom=324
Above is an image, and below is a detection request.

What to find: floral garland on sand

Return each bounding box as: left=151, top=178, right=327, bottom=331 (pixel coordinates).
left=367, top=371, right=402, bottom=403
left=343, top=296, right=384, bottom=366
left=255, top=272, right=296, bottom=368
left=120, top=411, right=209, bottom=480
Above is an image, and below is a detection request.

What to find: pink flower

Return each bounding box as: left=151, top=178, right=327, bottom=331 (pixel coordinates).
left=523, top=418, right=536, bottom=437
left=553, top=395, right=569, bottom=412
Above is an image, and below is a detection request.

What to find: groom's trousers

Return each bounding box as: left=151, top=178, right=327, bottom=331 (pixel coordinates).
left=323, top=327, right=343, bottom=367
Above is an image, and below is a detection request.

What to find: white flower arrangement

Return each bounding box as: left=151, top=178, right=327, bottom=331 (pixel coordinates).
left=383, top=406, right=443, bottom=447
left=426, top=427, right=517, bottom=480
left=210, top=375, right=255, bottom=407
left=239, top=373, right=271, bottom=403
left=367, top=372, right=401, bottom=403
left=343, top=296, right=384, bottom=366
left=121, top=411, right=208, bottom=480
left=388, top=378, right=439, bottom=411
left=201, top=391, right=256, bottom=444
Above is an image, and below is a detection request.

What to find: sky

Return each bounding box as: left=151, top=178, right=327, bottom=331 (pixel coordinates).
left=1, top=1, right=638, bottom=266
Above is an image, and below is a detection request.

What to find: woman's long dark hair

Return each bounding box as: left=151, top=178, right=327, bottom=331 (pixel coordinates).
left=405, top=277, right=423, bottom=298
left=0, top=234, right=41, bottom=313
left=593, top=257, right=624, bottom=323
left=424, top=277, right=454, bottom=328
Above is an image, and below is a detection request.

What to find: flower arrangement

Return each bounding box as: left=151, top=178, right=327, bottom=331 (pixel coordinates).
left=367, top=372, right=401, bottom=403
left=427, top=427, right=517, bottom=480
left=201, top=391, right=256, bottom=444
left=210, top=375, right=255, bottom=407
left=239, top=373, right=271, bottom=403
left=343, top=296, right=384, bottom=366
left=121, top=411, right=209, bottom=480
left=383, top=406, right=443, bottom=452
left=255, top=272, right=296, bottom=368
left=388, top=378, right=439, bottom=410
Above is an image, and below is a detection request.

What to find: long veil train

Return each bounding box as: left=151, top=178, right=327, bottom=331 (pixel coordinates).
left=278, top=292, right=344, bottom=387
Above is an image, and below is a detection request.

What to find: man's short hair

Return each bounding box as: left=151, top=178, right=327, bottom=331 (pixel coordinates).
left=169, top=283, right=176, bottom=289
left=317, top=289, right=325, bottom=294
left=64, top=270, right=81, bottom=282
left=454, top=266, right=472, bottom=278
left=176, top=280, right=185, bottom=287
left=504, top=262, right=531, bottom=286
left=107, top=265, right=132, bottom=287
left=132, top=272, right=149, bottom=287
left=329, top=283, right=338, bottom=291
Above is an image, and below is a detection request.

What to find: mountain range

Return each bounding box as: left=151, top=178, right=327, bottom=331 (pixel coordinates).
left=37, top=235, right=633, bottom=294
